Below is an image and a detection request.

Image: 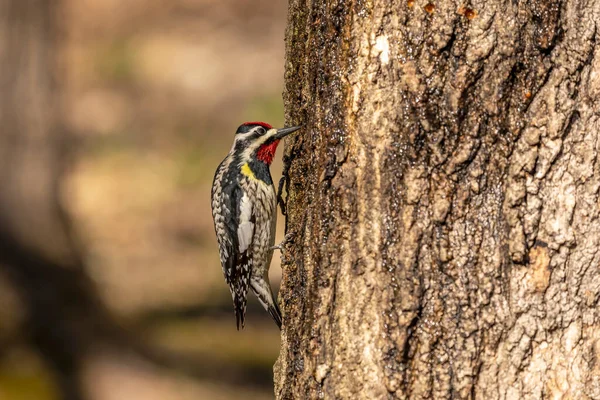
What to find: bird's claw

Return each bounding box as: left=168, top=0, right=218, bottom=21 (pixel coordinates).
left=271, top=231, right=296, bottom=251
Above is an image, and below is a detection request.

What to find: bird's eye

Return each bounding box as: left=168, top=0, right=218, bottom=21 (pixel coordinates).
left=257, top=127, right=266, bottom=135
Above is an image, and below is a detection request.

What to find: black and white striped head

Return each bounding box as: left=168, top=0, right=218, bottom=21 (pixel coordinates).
left=232, top=121, right=301, bottom=165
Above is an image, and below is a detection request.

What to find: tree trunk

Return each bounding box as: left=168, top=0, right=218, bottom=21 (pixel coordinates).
left=276, top=0, right=600, bottom=399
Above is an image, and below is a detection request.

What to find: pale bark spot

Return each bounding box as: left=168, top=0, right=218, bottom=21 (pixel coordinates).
left=528, top=245, right=551, bottom=293
left=374, top=35, right=390, bottom=65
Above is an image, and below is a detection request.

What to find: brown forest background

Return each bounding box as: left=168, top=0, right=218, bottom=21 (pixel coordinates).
left=0, top=1, right=288, bottom=399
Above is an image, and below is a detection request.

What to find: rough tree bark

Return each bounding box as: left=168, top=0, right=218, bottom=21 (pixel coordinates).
left=276, top=0, right=600, bottom=399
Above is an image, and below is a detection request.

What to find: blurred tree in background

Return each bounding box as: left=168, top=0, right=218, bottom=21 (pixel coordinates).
left=0, top=0, right=288, bottom=399
left=0, top=1, right=115, bottom=398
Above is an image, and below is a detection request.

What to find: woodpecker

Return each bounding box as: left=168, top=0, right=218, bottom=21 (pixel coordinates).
left=211, top=121, right=301, bottom=329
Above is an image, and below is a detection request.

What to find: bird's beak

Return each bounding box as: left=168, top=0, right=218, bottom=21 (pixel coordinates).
left=274, top=125, right=301, bottom=139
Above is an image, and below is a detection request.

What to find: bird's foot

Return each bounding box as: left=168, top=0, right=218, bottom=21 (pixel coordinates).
left=271, top=231, right=296, bottom=252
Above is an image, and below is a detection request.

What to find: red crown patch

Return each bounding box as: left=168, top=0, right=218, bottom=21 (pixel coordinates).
left=242, top=121, right=272, bottom=129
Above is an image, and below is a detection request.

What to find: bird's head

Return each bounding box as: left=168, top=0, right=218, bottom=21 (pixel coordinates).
left=233, top=121, right=301, bottom=165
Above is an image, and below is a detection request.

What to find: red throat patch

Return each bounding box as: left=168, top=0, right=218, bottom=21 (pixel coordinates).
left=256, top=140, right=280, bottom=165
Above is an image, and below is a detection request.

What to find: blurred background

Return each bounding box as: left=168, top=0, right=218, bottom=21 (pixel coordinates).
left=0, top=1, right=288, bottom=399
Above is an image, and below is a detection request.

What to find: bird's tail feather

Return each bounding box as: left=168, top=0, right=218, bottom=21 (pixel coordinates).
left=268, top=300, right=282, bottom=329
left=233, top=291, right=247, bottom=330
left=251, top=278, right=282, bottom=330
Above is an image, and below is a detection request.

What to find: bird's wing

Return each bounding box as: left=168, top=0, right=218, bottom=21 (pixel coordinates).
left=223, top=184, right=255, bottom=329
left=211, top=164, right=237, bottom=283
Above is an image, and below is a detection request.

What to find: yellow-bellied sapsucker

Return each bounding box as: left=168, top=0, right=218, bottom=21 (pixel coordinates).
left=211, top=122, right=301, bottom=329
